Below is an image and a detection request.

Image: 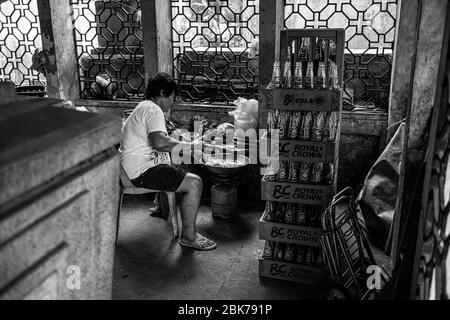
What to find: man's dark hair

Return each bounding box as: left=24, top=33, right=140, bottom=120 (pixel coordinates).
left=145, top=72, right=178, bottom=100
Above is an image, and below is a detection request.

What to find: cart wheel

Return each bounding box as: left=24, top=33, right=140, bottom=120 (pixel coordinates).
left=326, top=286, right=352, bottom=300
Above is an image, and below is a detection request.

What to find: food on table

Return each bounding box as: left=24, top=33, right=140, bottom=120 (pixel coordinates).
left=203, top=156, right=246, bottom=168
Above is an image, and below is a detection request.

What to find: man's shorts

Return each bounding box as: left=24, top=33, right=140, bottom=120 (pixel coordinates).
left=131, top=164, right=188, bottom=192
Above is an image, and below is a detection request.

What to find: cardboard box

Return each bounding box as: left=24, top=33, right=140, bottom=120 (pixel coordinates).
left=261, top=180, right=335, bottom=205
left=267, top=88, right=342, bottom=111
left=259, top=257, right=329, bottom=285
left=259, top=216, right=323, bottom=247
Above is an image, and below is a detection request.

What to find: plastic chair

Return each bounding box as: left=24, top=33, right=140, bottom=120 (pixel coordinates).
left=117, top=164, right=179, bottom=244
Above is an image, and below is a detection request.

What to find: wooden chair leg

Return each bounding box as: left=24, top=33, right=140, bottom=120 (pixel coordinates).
left=166, top=192, right=179, bottom=240
left=116, top=190, right=124, bottom=245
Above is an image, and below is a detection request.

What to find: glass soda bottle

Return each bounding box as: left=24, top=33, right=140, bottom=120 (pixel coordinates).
left=262, top=240, right=274, bottom=259
left=283, top=46, right=293, bottom=88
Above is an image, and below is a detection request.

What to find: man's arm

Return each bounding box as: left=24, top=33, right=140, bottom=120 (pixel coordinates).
left=149, top=131, right=199, bottom=153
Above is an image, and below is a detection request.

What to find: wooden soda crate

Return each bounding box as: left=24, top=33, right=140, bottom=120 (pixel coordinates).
left=260, top=131, right=337, bottom=163
left=259, top=216, right=323, bottom=247
left=259, top=256, right=329, bottom=286
left=261, top=180, right=336, bottom=205
left=269, top=88, right=342, bottom=111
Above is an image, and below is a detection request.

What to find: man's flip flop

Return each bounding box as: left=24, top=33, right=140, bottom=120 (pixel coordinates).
left=179, top=239, right=217, bottom=251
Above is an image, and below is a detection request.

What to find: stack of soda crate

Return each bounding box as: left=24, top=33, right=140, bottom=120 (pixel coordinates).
left=259, top=29, right=345, bottom=286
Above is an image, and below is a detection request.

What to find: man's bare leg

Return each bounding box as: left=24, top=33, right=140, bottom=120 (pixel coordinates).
left=175, top=173, right=216, bottom=249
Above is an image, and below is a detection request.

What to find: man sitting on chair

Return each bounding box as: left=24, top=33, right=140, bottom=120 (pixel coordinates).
left=119, top=73, right=216, bottom=251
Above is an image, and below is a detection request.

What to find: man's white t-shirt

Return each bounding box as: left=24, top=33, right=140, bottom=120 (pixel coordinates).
left=120, top=100, right=171, bottom=179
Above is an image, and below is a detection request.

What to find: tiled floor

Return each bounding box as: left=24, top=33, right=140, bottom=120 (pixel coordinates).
left=112, top=194, right=326, bottom=300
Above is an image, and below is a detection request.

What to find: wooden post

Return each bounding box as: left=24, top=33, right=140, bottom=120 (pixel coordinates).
left=37, top=0, right=79, bottom=107
left=258, top=0, right=284, bottom=131
left=141, top=0, right=173, bottom=82
left=390, top=0, right=449, bottom=270
left=387, top=0, right=420, bottom=140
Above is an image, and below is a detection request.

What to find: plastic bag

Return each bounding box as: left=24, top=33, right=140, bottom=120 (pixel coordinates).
left=228, top=97, right=258, bottom=135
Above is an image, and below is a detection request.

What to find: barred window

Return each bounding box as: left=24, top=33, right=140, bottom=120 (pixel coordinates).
left=72, top=0, right=145, bottom=101
left=171, top=0, right=260, bottom=105
left=284, top=0, right=398, bottom=110
left=0, top=0, right=46, bottom=86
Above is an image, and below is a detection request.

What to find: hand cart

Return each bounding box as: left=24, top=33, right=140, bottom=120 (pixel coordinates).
left=320, top=187, right=390, bottom=300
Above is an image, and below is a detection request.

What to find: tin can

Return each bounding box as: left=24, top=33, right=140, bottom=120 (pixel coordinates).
left=296, top=245, right=306, bottom=264
left=262, top=240, right=274, bottom=260
left=305, top=247, right=315, bottom=265
left=296, top=204, right=307, bottom=225
left=288, top=161, right=299, bottom=183
left=317, top=62, right=326, bottom=88
left=312, top=112, right=326, bottom=141
left=299, top=111, right=313, bottom=140
left=288, top=111, right=301, bottom=140
left=274, top=242, right=284, bottom=261
left=263, top=201, right=277, bottom=222
left=298, top=162, right=311, bottom=183
left=323, top=163, right=334, bottom=185
left=277, top=160, right=288, bottom=182
left=293, top=61, right=303, bottom=88
left=304, top=62, right=314, bottom=88
left=311, top=163, right=323, bottom=184
left=284, top=203, right=295, bottom=224
left=284, top=244, right=295, bottom=262
left=277, top=111, right=290, bottom=139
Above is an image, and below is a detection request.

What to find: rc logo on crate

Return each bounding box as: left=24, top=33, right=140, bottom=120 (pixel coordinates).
left=272, top=185, right=290, bottom=200
left=270, top=227, right=285, bottom=239
left=269, top=264, right=287, bottom=277
left=279, top=142, right=290, bottom=157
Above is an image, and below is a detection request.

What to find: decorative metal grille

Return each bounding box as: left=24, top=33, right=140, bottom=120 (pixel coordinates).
left=0, top=0, right=46, bottom=86
left=416, top=72, right=450, bottom=300
left=171, top=0, right=259, bottom=105
left=284, top=0, right=398, bottom=110
left=72, top=0, right=145, bottom=100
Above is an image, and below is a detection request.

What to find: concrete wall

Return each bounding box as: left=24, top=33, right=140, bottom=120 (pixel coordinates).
left=0, top=96, right=122, bottom=299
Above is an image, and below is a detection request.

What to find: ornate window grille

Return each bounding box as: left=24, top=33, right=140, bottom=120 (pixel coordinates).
left=0, top=0, right=45, bottom=86
left=284, top=0, right=398, bottom=110
left=171, top=0, right=260, bottom=105
left=72, top=0, right=145, bottom=100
